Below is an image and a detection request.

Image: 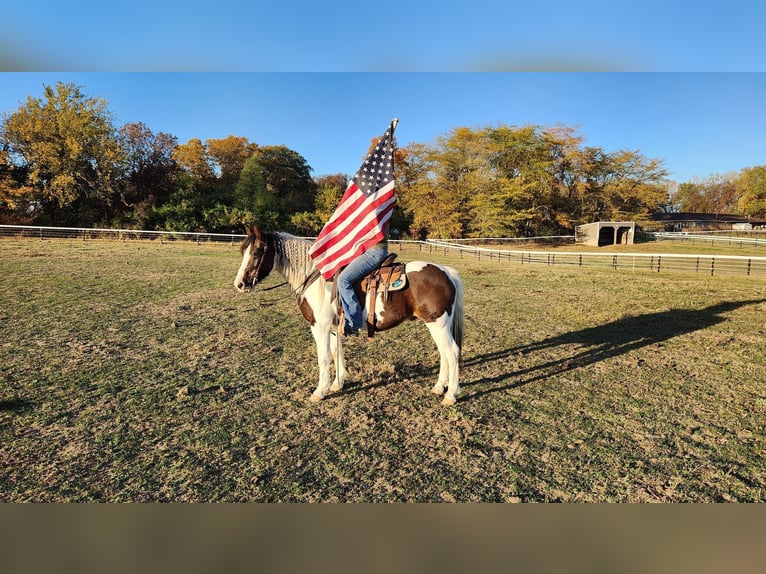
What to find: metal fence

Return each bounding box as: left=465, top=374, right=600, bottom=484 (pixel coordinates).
left=3, top=225, right=766, bottom=278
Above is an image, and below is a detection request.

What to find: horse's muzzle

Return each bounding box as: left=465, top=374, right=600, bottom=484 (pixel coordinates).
left=235, top=278, right=255, bottom=293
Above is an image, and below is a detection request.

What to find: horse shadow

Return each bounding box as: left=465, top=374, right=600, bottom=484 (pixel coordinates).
left=461, top=299, right=764, bottom=402
left=0, top=398, right=34, bottom=415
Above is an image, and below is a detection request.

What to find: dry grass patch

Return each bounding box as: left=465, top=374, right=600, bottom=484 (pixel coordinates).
left=1, top=238, right=765, bottom=501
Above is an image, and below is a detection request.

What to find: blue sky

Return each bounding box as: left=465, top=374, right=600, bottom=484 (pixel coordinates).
left=2, top=1, right=765, bottom=72
left=1, top=73, right=765, bottom=183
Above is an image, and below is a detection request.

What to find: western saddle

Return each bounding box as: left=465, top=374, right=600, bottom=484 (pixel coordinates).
left=333, top=253, right=406, bottom=340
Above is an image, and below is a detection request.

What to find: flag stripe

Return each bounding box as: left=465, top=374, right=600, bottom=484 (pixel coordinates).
left=311, top=197, right=395, bottom=275
left=309, top=182, right=394, bottom=259
left=311, top=178, right=395, bottom=251
left=311, top=199, right=395, bottom=277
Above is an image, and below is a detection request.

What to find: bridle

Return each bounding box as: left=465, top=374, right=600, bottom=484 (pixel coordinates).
left=249, top=240, right=269, bottom=285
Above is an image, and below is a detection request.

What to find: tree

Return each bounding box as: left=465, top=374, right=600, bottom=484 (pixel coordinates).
left=484, top=125, right=563, bottom=236
left=313, top=173, right=347, bottom=223
left=206, top=135, right=258, bottom=187
left=1, top=81, right=123, bottom=224
left=674, top=173, right=740, bottom=215
left=0, top=147, right=34, bottom=221
left=173, top=138, right=215, bottom=183
left=232, top=155, right=280, bottom=230
left=596, top=149, right=668, bottom=221
left=737, top=165, right=766, bottom=218
left=255, top=145, right=316, bottom=214
left=398, top=123, right=669, bottom=238
left=115, top=122, right=178, bottom=227
left=399, top=140, right=464, bottom=239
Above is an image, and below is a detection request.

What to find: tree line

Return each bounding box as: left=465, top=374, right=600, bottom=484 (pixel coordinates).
left=2, top=82, right=765, bottom=238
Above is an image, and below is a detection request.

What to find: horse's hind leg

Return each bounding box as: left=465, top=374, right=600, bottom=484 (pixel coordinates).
left=426, top=316, right=460, bottom=405
left=431, top=342, right=449, bottom=396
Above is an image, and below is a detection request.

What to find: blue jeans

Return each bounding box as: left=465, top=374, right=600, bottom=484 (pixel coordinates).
left=337, top=247, right=388, bottom=331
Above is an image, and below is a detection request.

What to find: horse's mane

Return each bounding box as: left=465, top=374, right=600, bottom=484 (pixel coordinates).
left=270, top=232, right=317, bottom=291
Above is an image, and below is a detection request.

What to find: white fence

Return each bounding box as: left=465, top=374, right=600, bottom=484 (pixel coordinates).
left=424, top=239, right=766, bottom=278
left=0, top=224, right=243, bottom=243
left=3, top=225, right=766, bottom=278
left=650, top=231, right=766, bottom=248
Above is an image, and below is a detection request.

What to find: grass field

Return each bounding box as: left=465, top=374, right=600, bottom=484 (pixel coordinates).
left=1, top=238, right=765, bottom=502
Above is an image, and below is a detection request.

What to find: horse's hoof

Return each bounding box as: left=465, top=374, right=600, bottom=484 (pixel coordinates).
left=330, top=383, right=342, bottom=392
left=309, top=393, right=323, bottom=403
left=441, top=396, right=457, bottom=406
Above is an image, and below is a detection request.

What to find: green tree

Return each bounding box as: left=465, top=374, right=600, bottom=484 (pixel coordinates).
left=1, top=81, right=123, bottom=224
left=313, top=173, right=347, bottom=223
left=256, top=145, right=316, bottom=214
left=233, top=155, right=280, bottom=230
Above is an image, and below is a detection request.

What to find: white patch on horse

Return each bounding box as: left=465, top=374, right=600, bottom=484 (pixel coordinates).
left=234, top=243, right=253, bottom=292
left=405, top=260, right=430, bottom=273
left=372, top=290, right=386, bottom=323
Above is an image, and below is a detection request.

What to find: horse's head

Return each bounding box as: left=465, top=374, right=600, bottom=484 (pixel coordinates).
left=234, top=224, right=272, bottom=293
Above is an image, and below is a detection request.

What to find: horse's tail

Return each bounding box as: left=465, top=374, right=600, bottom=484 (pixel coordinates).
left=444, top=266, right=464, bottom=359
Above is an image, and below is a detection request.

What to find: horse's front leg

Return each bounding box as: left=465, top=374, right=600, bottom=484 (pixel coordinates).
left=329, top=331, right=347, bottom=392
left=309, top=323, right=334, bottom=402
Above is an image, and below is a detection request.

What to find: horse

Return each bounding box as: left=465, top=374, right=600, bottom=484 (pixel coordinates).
left=233, top=225, right=464, bottom=406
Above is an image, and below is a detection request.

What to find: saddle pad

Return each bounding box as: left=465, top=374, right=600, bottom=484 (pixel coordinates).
left=360, top=262, right=407, bottom=292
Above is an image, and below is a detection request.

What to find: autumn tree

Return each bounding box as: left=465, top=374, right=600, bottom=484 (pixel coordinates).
left=1, top=81, right=123, bottom=225
left=206, top=135, right=258, bottom=188
left=483, top=125, right=576, bottom=236
left=399, top=140, right=465, bottom=238
left=398, top=124, right=667, bottom=238
left=581, top=149, right=668, bottom=222
left=674, top=173, right=740, bottom=214
left=737, top=165, right=766, bottom=218
left=173, top=138, right=214, bottom=183
left=0, top=148, right=30, bottom=220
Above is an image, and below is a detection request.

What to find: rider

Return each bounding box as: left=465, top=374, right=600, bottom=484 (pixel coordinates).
left=337, top=224, right=389, bottom=336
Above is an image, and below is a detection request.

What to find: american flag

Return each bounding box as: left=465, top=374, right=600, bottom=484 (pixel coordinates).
left=309, top=119, right=398, bottom=280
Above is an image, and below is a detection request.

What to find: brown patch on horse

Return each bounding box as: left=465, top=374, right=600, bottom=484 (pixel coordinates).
left=367, top=264, right=455, bottom=332
left=298, top=297, right=316, bottom=325
left=409, top=264, right=456, bottom=321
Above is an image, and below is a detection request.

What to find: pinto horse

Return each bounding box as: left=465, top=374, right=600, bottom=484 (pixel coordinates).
left=233, top=225, right=464, bottom=405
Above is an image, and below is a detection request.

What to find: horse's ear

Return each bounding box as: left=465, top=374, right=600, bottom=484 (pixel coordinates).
left=245, top=224, right=253, bottom=236
left=252, top=225, right=262, bottom=241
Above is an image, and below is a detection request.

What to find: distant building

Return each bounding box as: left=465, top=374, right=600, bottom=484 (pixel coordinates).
left=649, top=212, right=766, bottom=232
left=576, top=222, right=635, bottom=247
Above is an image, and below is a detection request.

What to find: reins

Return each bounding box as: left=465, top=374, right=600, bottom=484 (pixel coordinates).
left=252, top=243, right=322, bottom=304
